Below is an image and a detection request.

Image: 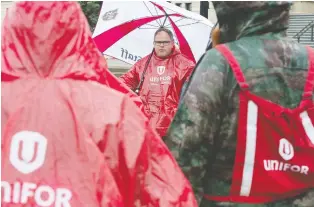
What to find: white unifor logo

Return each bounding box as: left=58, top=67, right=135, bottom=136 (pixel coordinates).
left=157, top=66, right=165, bottom=75
left=4, top=131, right=73, bottom=206
left=278, top=138, right=294, bottom=161
left=263, top=137, right=308, bottom=175
left=10, top=131, right=48, bottom=174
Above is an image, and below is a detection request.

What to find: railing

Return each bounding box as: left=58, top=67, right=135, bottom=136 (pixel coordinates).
left=293, top=20, right=314, bottom=43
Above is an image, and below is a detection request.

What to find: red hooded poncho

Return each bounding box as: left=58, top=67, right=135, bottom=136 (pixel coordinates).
left=120, top=47, right=195, bottom=137
left=1, top=2, right=197, bottom=207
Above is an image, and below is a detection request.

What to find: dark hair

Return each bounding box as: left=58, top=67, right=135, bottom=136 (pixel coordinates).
left=154, top=27, right=174, bottom=40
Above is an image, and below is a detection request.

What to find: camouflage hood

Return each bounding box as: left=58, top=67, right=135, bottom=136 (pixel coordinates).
left=213, top=1, right=292, bottom=43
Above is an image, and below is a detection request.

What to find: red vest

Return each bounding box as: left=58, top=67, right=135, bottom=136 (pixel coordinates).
left=206, top=45, right=314, bottom=204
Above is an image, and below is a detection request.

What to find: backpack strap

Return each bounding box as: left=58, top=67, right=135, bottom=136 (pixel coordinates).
left=302, top=46, right=314, bottom=101
left=215, top=45, right=249, bottom=90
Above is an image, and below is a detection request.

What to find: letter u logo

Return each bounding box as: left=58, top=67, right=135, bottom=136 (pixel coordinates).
left=279, top=138, right=294, bottom=161
left=157, top=66, right=165, bottom=75
left=9, top=131, right=48, bottom=174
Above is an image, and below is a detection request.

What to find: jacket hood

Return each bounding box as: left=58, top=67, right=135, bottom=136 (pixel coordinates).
left=1, top=1, right=107, bottom=80
left=213, top=1, right=292, bottom=43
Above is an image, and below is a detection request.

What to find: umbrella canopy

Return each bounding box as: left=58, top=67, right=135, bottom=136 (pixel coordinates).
left=93, top=1, right=213, bottom=65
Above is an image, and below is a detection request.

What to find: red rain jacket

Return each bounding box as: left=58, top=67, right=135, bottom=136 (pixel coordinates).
left=1, top=2, right=197, bottom=207
left=120, top=48, right=195, bottom=137
left=104, top=67, right=144, bottom=110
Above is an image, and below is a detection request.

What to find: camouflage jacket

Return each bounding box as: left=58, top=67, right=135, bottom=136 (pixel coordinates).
left=165, top=2, right=314, bottom=207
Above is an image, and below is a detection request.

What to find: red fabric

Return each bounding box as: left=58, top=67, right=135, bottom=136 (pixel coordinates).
left=120, top=47, right=195, bottom=137
left=1, top=2, right=198, bottom=207
left=204, top=45, right=314, bottom=203
left=1, top=2, right=142, bottom=109
left=103, top=69, right=144, bottom=110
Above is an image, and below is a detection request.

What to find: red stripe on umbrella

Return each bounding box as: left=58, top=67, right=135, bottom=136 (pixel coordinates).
left=150, top=1, right=196, bottom=63
left=168, top=17, right=196, bottom=63
left=93, top=15, right=165, bottom=52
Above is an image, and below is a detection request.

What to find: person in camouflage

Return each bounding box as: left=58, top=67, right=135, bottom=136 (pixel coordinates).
left=164, top=2, right=314, bottom=207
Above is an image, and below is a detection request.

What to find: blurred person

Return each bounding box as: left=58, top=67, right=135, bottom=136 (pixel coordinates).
left=165, top=1, right=314, bottom=207
left=1, top=2, right=198, bottom=207
left=120, top=27, right=195, bottom=138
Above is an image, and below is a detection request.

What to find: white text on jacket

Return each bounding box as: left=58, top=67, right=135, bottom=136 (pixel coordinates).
left=1, top=181, right=72, bottom=207
left=149, top=76, right=171, bottom=84
left=263, top=160, right=309, bottom=174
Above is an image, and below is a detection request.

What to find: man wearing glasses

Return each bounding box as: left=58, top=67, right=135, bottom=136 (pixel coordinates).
left=120, top=27, right=195, bottom=138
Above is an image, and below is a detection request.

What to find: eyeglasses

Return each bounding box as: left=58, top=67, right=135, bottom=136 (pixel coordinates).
left=154, top=41, right=172, bottom=46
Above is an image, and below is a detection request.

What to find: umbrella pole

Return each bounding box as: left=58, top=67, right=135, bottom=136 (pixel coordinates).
left=161, top=14, right=168, bottom=27
left=134, top=15, right=169, bottom=95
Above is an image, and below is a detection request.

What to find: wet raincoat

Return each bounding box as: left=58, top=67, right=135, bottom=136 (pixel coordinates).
left=1, top=2, right=197, bottom=207
left=104, top=67, right=144, bottom=109
left=120, top=47, right=195, bottom=137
